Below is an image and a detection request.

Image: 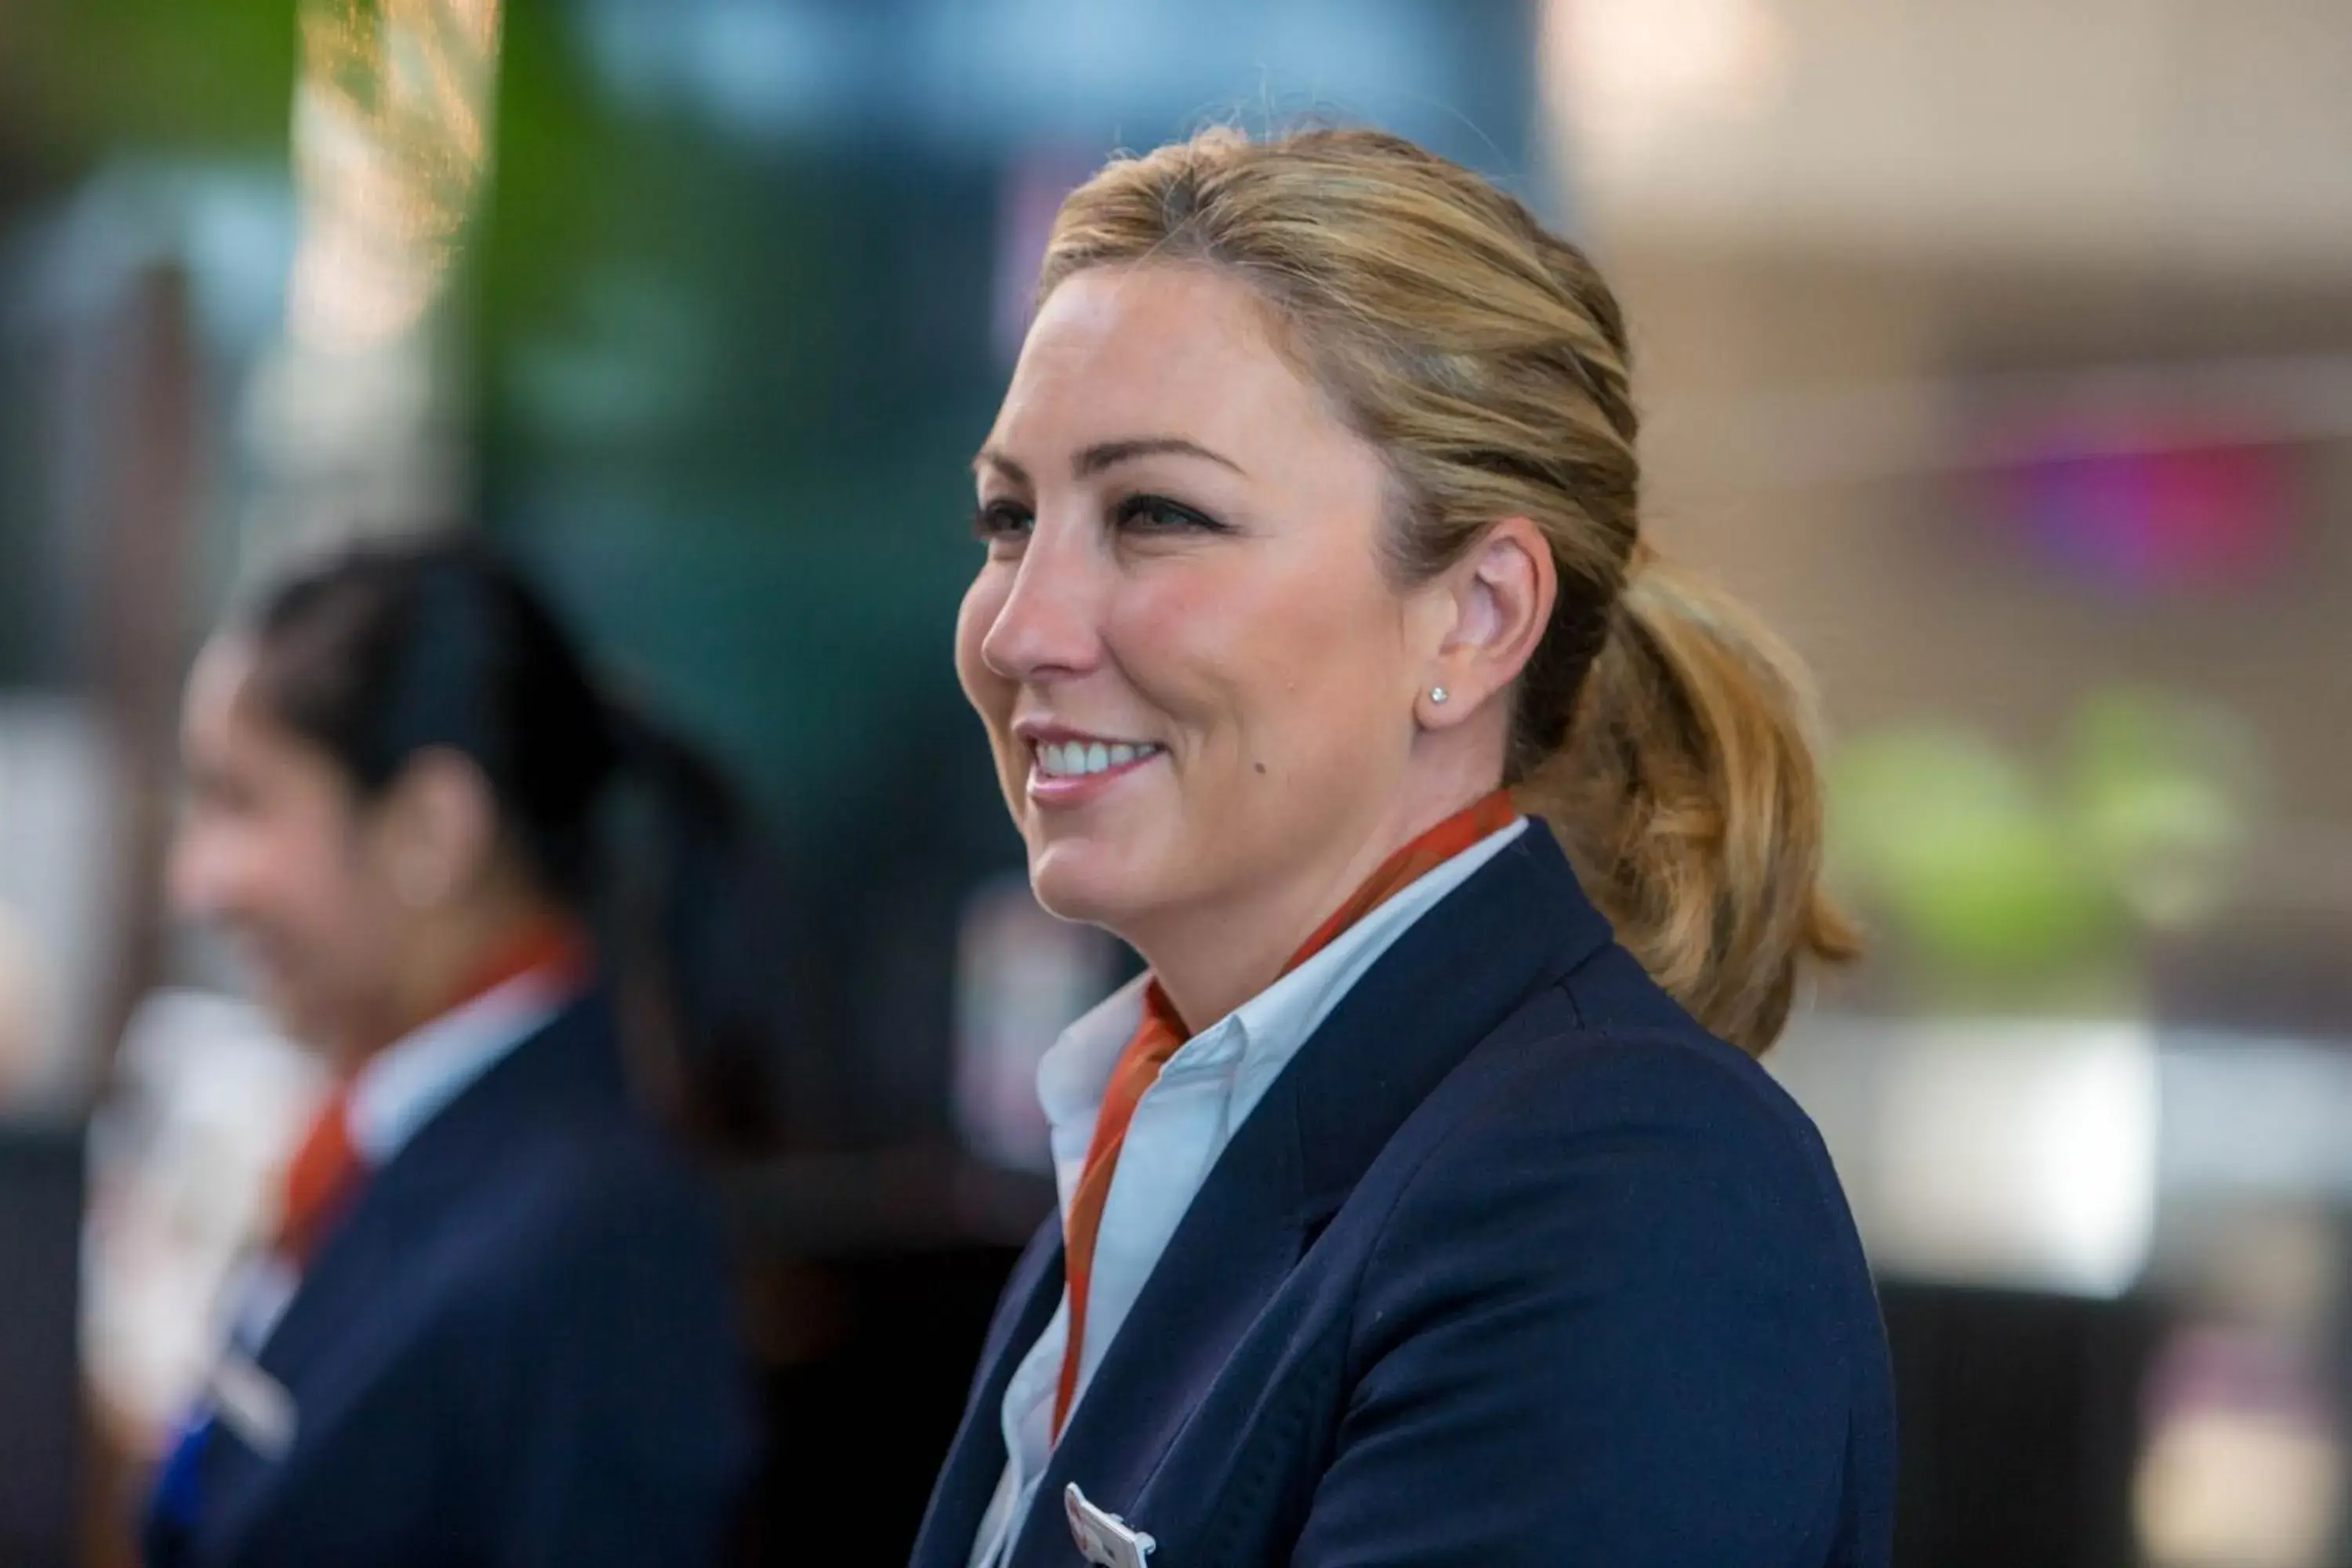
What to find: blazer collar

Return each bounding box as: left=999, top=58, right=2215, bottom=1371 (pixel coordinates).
left=911, top=1215, right=1068, bottom=1568
left=255, top=991, right=626, bottom=1377
left=194, top=994, right=626, bottom=1563
left=1286, top=824, right=1610, bottom=1223
left=924, top=825, right=1613, bottom=1566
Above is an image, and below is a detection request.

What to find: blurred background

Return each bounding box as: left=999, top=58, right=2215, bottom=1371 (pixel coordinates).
left=0, top=0, right=2347, bottom=1563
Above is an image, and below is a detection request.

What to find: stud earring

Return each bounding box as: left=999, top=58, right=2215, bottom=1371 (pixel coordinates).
left=1428, top=686, right=1450, bottom=705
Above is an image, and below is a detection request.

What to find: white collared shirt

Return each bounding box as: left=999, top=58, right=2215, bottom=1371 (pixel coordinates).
left=967, top=818, right=1529, bottom=1566
left=344, top=964, right=579, bottom=1166
left=226, top=965, right=579, bottom=1352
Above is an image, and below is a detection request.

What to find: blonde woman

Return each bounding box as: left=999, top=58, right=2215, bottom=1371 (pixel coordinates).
left=916, top=128, right=1892, bottom=1568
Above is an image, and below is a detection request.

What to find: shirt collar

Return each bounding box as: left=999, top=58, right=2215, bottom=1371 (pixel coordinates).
left=1210, top=814, right=1528, bottom=1080
left=1033, top=816, right=1530, bottom=1205
left=345, top=964, right=579, bottom=1165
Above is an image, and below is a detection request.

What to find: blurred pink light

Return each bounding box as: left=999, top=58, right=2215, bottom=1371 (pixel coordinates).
left=1976, top=419, right=2300, bottom=593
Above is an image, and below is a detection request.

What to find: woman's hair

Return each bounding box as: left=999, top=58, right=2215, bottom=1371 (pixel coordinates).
left=238, top=531, right=783, bottom=1146
left=1040, top=126, right=1857, bottom=1051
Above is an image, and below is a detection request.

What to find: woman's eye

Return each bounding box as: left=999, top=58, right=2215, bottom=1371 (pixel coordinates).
left=1115, top=495, right=1227, bottom=535
left=971, top=500, right=1033, bottom=543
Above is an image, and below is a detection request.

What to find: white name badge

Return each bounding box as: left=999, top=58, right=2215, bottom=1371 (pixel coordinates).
left=1065, top=1483, right=1156, bottom=1568
left=209, top=1352, right=297, bottom=1461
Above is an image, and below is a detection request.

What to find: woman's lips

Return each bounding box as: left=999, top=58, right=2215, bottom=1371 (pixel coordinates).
left=1025, top=735, right=1165, bottom=805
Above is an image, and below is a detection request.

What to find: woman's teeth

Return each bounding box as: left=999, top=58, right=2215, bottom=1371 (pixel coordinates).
left=1036, top=739, right=1161, bottom=778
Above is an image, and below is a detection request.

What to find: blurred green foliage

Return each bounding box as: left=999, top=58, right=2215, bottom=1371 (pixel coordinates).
left=1831, top=690, right=2259, bottom=1004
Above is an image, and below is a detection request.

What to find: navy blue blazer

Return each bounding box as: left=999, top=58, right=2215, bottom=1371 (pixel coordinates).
left=912, top=826, right=1895, bottom=1567
left=142, top=991, right=758, bottom=1568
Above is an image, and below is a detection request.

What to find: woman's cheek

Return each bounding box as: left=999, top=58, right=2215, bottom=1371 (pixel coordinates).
left=1102, top=567, right=1255, bottom=717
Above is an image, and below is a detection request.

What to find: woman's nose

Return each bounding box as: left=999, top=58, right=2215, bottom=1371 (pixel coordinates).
left=166, top=821, right=233, bottom=923
left=979, top=524, right=1106, bottom=685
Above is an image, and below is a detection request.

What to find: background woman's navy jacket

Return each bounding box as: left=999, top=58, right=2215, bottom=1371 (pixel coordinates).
left=913, top=826, right=1896, bottom=1567
left=142, top=993, right=758, bottom=1568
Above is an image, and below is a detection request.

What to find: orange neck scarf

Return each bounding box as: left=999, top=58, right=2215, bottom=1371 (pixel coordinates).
left=1051, top=789, right=1517, bottom=1436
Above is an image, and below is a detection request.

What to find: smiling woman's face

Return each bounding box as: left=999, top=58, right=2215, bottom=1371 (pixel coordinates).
left=168, top=637, right=409, bottom=1051
left=955, top=263, right=1431, bottom=957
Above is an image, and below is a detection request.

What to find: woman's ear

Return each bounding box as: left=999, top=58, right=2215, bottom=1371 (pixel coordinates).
left=1414, top=517, right=1555, bottom=730
left=373, top=749, right=501, bottom=909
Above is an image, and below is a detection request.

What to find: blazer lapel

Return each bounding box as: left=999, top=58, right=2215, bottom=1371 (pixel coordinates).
left=197, top=998, right=622, bottom=1563
left=1011, top=1075, right=1308, bottom=1563
left=909, top=1216, right=1070, bottom=1567
left=245, top=999, right=615, bottom=1381
left=1011, top=826, right=1613, bottom=1563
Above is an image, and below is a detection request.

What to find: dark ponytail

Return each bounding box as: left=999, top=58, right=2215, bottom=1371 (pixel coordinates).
left=596, top=694, right=789, bottom=1149
left=237, top=530, right=783, bottom=1150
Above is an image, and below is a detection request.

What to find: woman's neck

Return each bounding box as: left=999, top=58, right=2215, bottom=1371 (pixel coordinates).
left=1136, top=884, right=1341, bottom=1038
left=1134, top=786, right=1502, bottom=1033
left=335, top=892, right=576, bottom=1072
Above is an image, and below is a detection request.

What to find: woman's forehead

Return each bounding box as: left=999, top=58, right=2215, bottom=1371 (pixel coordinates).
left=988, top=266, right=1358, bottom=488
left=185, top=636, right=261, bottom=734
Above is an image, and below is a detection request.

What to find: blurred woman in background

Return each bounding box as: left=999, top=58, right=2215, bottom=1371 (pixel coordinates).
left=915, top=127, right=1894, bottom=1567
left=147, top=533, right=768, bottom=1568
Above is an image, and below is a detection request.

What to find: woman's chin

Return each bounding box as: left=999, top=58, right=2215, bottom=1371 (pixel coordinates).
left=1025, top=843, right=1150, bottom=933
left=246, top=965, right=342, bottom=1051
left=262, top=989, right=329, bottom=1046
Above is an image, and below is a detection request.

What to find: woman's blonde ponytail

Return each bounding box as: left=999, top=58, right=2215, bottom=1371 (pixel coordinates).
left=1523, top=553, right=1860, bottom=1052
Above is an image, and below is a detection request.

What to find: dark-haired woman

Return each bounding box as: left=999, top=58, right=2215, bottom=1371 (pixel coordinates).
left=145, top=535, right=760, bottom=1568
